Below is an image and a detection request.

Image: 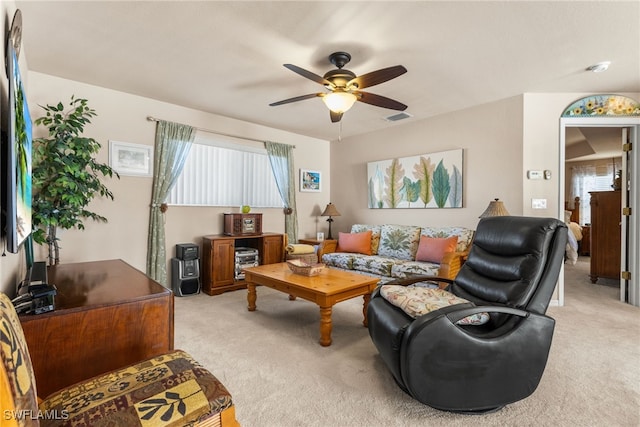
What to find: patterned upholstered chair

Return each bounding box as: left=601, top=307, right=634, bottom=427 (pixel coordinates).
left=0, top=293, right=240, bottom=427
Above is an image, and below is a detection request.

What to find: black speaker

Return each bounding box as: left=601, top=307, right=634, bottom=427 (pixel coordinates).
left=171, top=258, right=201, bottom=296
left=176, top=243, right=198, bottom=260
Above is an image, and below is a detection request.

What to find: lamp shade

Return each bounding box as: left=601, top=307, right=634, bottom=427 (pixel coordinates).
left=321, top=203, right=341, bottom=217
left=322, top=92, right=357, bottom=113
left=479, top=198, right=510, bottom=218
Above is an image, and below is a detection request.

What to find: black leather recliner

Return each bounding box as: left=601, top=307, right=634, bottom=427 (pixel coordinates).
left=367, top=216, right=568, bottom=413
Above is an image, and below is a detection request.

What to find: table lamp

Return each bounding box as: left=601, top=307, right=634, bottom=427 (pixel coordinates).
left=321, top=203, right=341, bottom=239
left=479, top=198, right=510, bottom=218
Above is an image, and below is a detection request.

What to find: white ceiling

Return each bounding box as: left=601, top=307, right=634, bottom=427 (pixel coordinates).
left=15, top=1, right=640, bottom=142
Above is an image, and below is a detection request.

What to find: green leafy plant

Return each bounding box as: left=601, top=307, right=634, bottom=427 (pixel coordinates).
left=32, top=97, right=120, bottom=265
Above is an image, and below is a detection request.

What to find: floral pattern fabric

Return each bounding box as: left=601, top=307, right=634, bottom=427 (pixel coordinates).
left=380, top=285, right=490, bottom=325
left=377, top=225, right=421, bottom=261
left=390, top=260, right=440, bottom=278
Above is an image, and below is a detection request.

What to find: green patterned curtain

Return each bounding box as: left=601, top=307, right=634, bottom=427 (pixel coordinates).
left=265, top=141, right=298, bottom=243
left=147, top=120, right=195, bottom=285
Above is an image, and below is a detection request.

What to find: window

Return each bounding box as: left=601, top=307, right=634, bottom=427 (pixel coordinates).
left=570, top=162, right=615, bottom=224
left=167, top=133, right=282, bottom=208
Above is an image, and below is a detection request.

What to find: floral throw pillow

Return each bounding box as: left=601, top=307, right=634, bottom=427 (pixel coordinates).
left=377, top=225, right=421, bottom=261
left=380, top=285, right=490, bottom=325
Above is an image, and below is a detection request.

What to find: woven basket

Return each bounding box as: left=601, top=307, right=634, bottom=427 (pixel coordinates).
left=286, top=259, right=326, bottom=276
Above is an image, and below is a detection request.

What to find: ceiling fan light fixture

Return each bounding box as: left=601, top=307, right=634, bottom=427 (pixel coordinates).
left=322, top=91, right=357, bottom=113
left=586, top=61, right=611, bottom=73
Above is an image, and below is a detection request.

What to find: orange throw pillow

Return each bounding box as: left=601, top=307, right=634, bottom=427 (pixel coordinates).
left=415, top=235, right=458, bottom=263
left=336, top=231, right=373, bottom=255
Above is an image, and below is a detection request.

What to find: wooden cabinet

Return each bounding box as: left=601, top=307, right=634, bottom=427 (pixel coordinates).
left=19, top=259, right=173, bottom=397
left=202, top=233, right=284, bottom=295
left=589, top=191, right=621, bottom=283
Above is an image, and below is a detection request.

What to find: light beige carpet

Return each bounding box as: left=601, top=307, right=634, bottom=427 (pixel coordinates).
left=174, top=258, right=640, bottom=427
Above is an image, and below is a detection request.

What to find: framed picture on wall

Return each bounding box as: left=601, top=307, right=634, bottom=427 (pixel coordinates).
left=300, top=169, right=321, bottom=192
left=109, top=141, right=153, bottom=177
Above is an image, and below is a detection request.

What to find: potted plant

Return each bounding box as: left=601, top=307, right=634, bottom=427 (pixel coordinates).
left=32, top=96, right=120, bottom=265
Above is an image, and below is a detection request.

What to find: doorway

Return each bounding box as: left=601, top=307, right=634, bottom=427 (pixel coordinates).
left=559, top=117, right=639, bottom=308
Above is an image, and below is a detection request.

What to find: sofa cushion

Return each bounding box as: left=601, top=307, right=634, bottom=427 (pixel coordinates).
left=378, top=225, right=421, bottom=261
left=390, top=260, right=441, bottom=278
left=415, top=235, right=458, bottom=263
left=352, top=255, right=397, bottom=277
left=322, top=253, right=395, bottom=277
left=322, top=252, right=357, bottom=270
left=421, top=226, right=475, bottom=253
left=336, top=231, right=372, bottom=255
left=351, top=224, right=381, bottom=254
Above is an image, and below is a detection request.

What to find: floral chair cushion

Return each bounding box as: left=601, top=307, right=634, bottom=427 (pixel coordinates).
left=40, top=350, right=233, bottom=427
left=0, top=293, right=40, bottom=426
left=377, top=225, right=421, bottom=261
left=421, top=226, right=475, bottom=253
left=380, top=285, right=489, bottom=325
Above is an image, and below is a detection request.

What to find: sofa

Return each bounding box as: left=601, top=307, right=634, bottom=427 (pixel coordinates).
left=318, top=224, right=474, bottom=283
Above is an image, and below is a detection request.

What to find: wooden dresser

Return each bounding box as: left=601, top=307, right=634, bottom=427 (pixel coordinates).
left=202, top=233, right=284, bottom=295
left=19, top=259, right=174, bottom=397
left=589, top=191, right=621, bottom=283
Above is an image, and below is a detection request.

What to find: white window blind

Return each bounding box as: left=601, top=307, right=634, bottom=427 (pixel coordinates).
left=571, top=162, right=615, bottom=225
left=167, top=133, right=283, bottom=208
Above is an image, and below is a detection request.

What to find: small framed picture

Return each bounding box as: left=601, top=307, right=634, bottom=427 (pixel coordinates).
left=316, top=232, right=325, bottom=241
left=300, top=169, right=321, bottom=192
left=109, top=141, right=153, bottom=177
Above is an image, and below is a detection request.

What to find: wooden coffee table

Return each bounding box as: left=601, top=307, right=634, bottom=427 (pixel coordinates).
left=243, top=263, right=380, bottom=346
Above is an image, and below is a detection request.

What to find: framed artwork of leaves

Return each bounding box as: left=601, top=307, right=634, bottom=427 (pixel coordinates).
left=367, top=149, right=463, bottom=209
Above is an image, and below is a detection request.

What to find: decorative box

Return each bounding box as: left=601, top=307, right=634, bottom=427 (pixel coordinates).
left=223, top=213, right=262, bottom=236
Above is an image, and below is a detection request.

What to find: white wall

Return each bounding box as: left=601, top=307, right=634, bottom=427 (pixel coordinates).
left=522, top=92, right=640, bottom=218
left=5, top=72, right=329, bottom=291
left=329, top=96, right=524, bottom=232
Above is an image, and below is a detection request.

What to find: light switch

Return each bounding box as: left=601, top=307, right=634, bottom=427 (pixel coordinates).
left=532, top=198, right=547, bottom=209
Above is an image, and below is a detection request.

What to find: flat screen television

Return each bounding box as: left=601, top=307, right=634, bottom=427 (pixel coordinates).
left=2, top=41, right=33, bottom=254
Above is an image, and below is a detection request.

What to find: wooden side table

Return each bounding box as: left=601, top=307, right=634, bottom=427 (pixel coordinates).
left=19, top=259, right=173, bottom=397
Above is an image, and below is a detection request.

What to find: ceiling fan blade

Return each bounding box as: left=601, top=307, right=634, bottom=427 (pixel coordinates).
left=269, top=93, right=322, bottom=106
left=284, top=64, right=333, bottom=87
left=348, top=65, right=407, bottom=90
left=330, top=111, right=343, bottom=123
left=355, top=91, right=408, bottom=111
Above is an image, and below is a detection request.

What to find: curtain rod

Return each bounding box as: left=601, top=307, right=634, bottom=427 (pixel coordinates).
left=146, top=116, right=295, bottom=148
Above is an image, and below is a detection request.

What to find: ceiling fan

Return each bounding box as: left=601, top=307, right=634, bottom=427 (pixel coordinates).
left=269, top=52, right=408, bottom=123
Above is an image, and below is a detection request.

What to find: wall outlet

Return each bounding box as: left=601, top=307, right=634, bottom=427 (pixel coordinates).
left=532, top=198, right=547, bottom=209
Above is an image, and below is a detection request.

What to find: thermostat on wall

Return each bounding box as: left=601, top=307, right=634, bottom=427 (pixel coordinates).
left=527, top=170, right=544, bottom=180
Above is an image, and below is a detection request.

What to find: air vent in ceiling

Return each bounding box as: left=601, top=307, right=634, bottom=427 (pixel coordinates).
left=384, top=112, right=413, bottom=122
